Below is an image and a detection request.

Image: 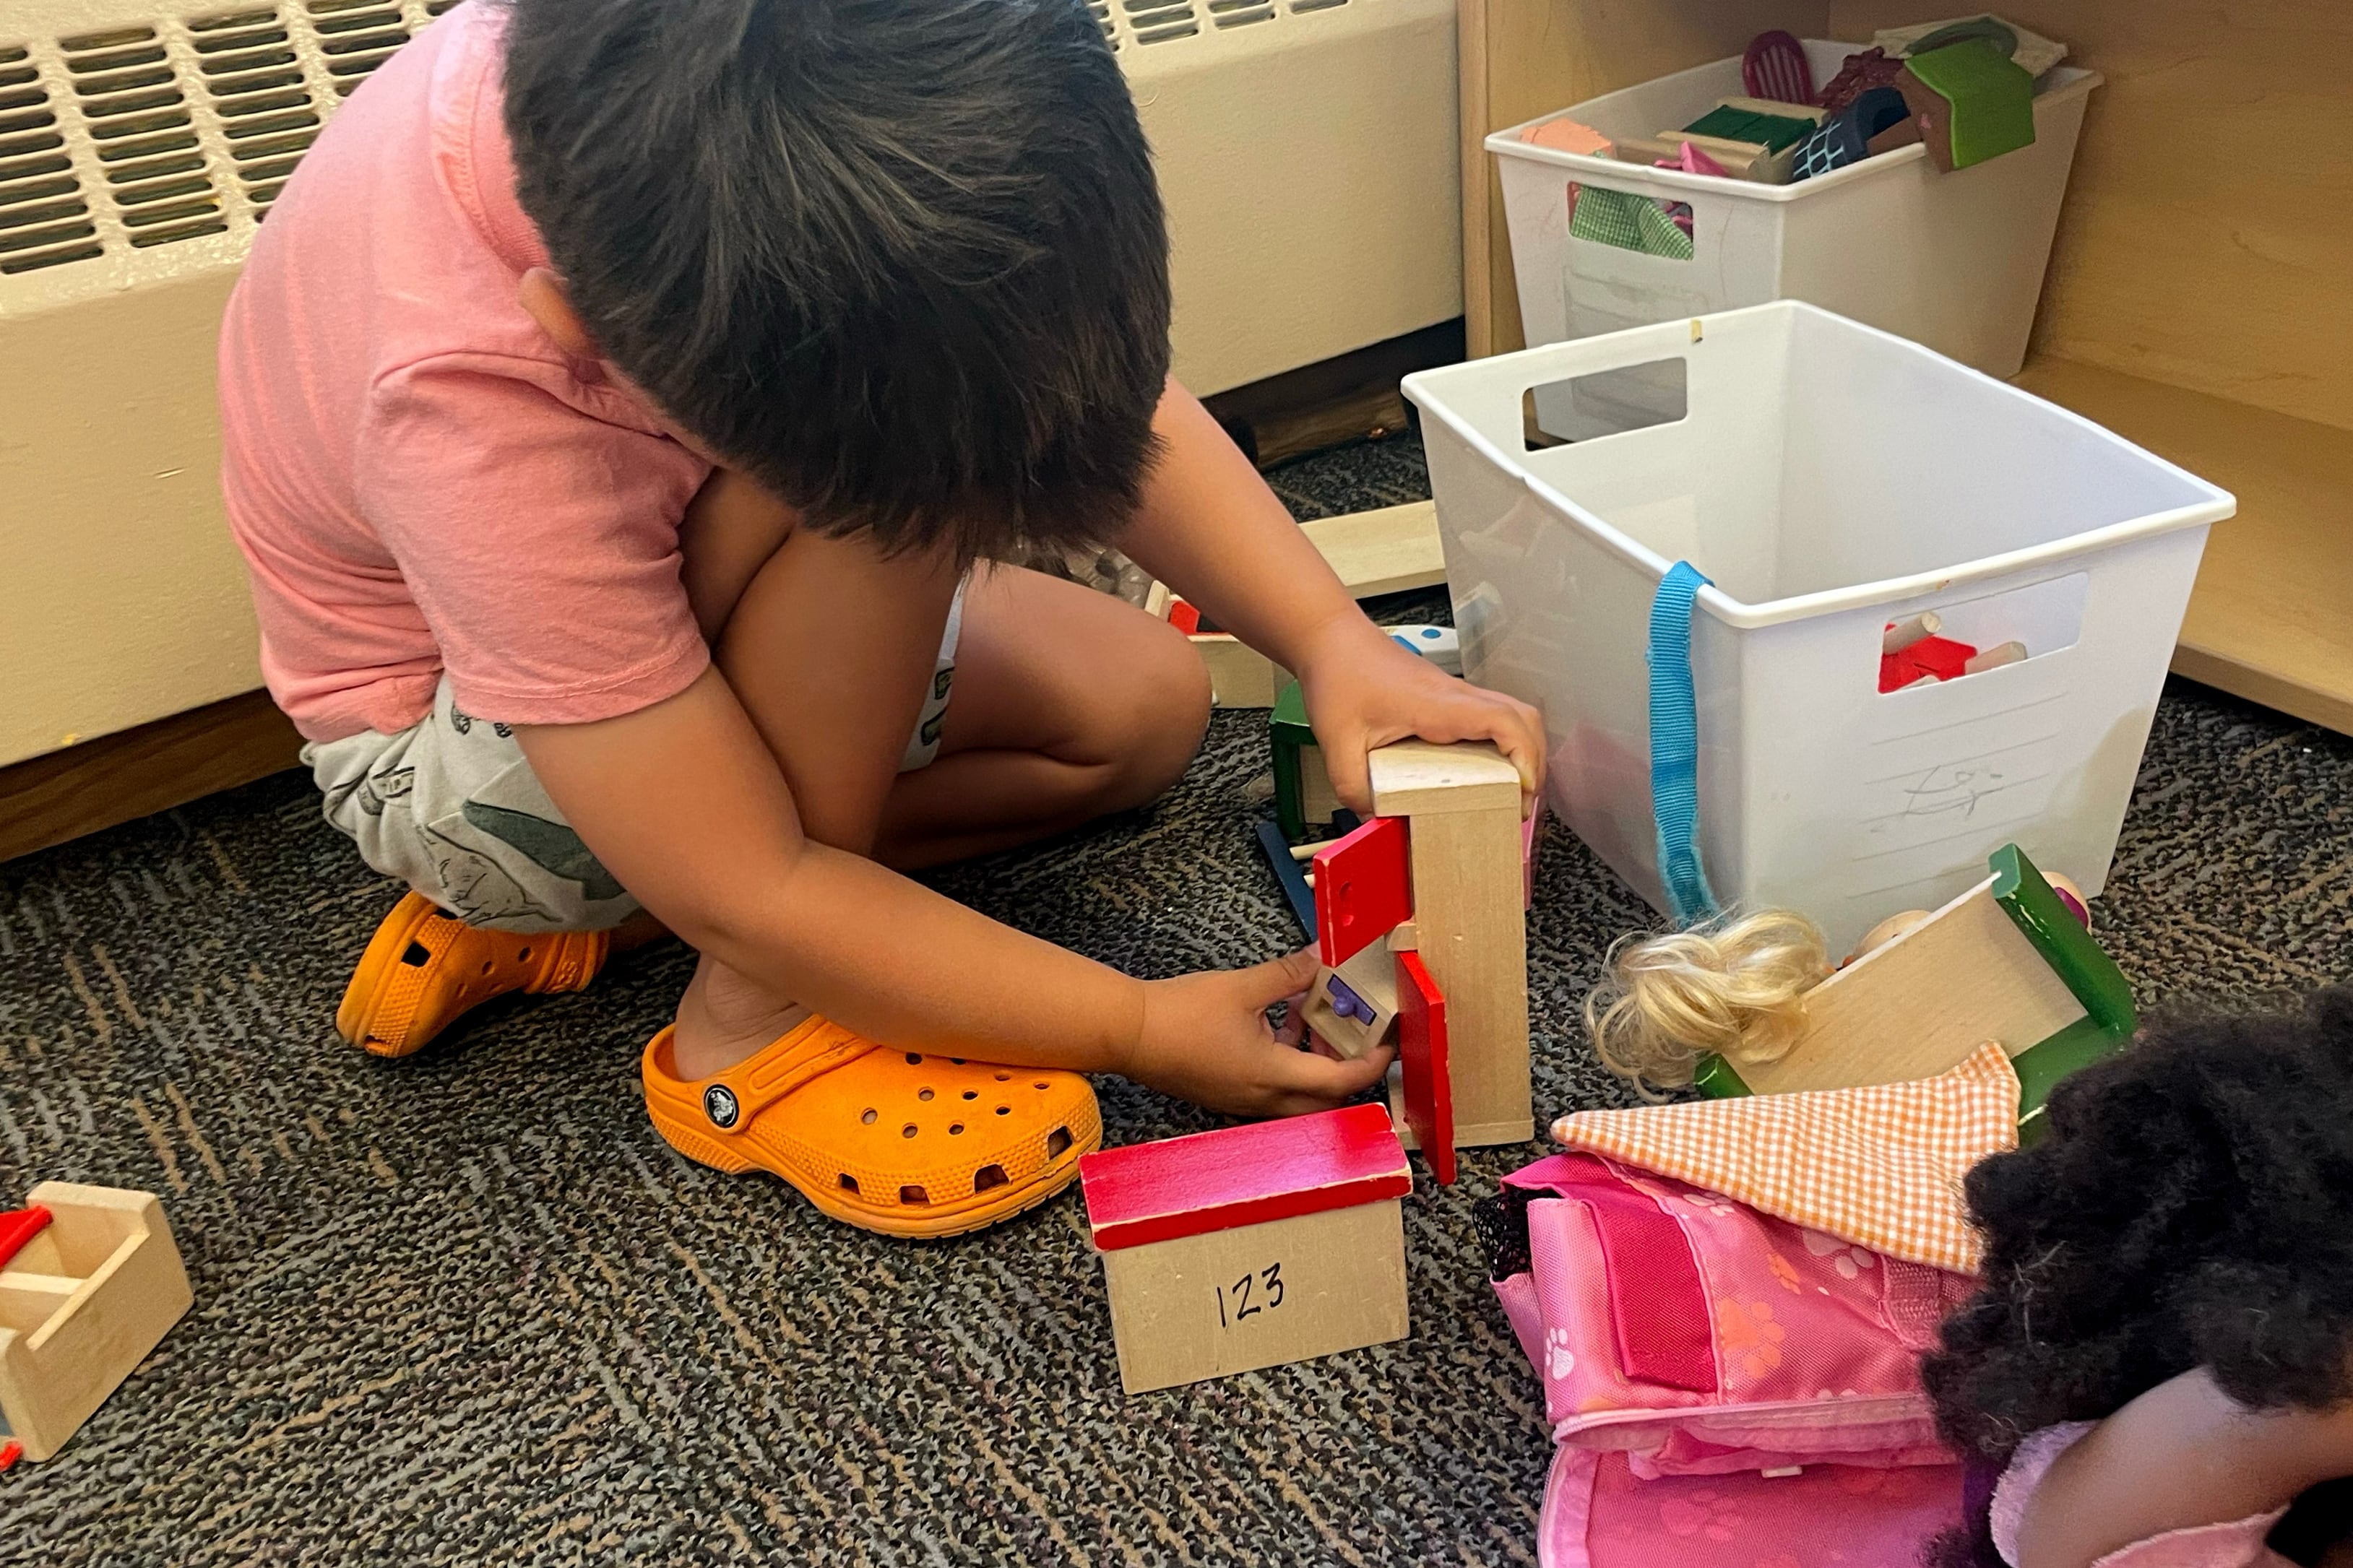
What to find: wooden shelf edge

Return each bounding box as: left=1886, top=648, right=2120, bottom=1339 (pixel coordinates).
left=0, top=689, right=301, bottom=865
left=2012, top=355, right=2353, bottom=738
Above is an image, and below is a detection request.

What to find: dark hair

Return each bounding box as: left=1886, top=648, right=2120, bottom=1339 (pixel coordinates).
left=1921, top=988, right=2353, bottom=1566
left=501, top=0, right=1170, bottom=561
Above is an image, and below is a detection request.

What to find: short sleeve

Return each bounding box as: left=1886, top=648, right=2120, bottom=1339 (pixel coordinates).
left=357, top=356, right=712, bottom=726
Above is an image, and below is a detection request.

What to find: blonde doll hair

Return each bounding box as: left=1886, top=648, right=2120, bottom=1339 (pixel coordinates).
left=1584, top=909, right=1834, bottom=1092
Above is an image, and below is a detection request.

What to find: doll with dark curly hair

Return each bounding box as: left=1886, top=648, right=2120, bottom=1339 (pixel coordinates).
left=1921, top=987, right=2353, bottom=1567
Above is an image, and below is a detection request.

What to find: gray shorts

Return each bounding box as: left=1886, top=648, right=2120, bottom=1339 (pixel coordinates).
left=306, top=586, right=964, bottom=933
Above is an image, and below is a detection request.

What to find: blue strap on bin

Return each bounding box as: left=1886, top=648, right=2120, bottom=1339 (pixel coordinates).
left=1648, top=560, right=1719, bottom=925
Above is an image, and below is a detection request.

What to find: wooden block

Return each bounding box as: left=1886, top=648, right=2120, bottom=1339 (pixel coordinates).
left=1193, top=633, right=1290, bottom=709
left=1080, top=1105, right=1412, bottom=1394
left=1097, top=1202, right=1408, bottom=1394
left=1394, top=800, right=1531, bottom=1147
left=1299, top=940, right=1402, bottom=1062
left=1367, top=740, right=1521, bottom=818
left=0, top=1183, right=192, bottom=1461
left=1298, top=743, right=1342, bottom=830
left=1313, top=815, right=1412, bottom=968
left=1736, top=878, right=2086, bottom=1096
left=1714, top=95, right=1828, bottom=128
left=1396, top=951, right=1455, bottom=1185
left=1300, top=501, right=1446, bottom=598
left=1143, top=580, right=1173, bottom=622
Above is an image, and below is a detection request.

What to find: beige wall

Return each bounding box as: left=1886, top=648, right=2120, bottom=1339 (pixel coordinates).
left=0, top=272, right=261, bottom=766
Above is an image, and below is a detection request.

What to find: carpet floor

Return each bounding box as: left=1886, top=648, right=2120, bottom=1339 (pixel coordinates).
left=4, top=432, right=2350, bottom=1565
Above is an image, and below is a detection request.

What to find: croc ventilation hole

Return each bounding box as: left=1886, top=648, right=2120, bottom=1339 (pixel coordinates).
left=972, top=1166, right=1007, bottom=1192
left=860, top=1108, right=877, bottom=1125
left=899, top=1184, right=928, bottom=1205
left=400, top=941, right=430, bottom=966
left=1046, top=1127, right=1074, bottom=1158
left=838, top=1174, right=858, bottom=1193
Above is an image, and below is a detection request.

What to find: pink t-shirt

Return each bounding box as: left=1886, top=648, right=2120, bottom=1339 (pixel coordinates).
left=218, top=1, right=712, bottom=743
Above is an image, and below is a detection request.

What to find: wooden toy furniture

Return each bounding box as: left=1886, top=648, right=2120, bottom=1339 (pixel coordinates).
left=1146, top=500, right=1446, bottom=709
left=1693, top=845, right=2135, bottom=1130
left=1456, top=0, right=2353, bottom=739
left=0, top=1183, right=192, bottom=1461
left=1079, top=1104, right=1412, bottom=1395
left=1365, top=742, right=1533, bottom=1158
left=1895, top=40, right=2035, bottom=171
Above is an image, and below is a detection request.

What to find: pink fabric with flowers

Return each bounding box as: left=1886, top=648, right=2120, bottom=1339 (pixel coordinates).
left=1496, top=1151, right=1976, bottom=1565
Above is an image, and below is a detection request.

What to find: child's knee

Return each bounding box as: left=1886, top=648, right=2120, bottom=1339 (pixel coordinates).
left=1100, top=614, right=1210, bottom=805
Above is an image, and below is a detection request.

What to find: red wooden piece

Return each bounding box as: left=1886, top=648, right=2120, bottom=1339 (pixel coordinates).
left=1166, top=599, right=1202, bottom=636
left=0, top=1439, right=20, bottom=1471
left=1743, top=29, right=1816, bottom=105
left=1312, top=815, right=1412, bottom=969
left=0, top=1204, right=51, bottom=1271
left=1079, top=1103, right=1410, bottom=1250
left=1396, top=951, right=1455, bottom=1185
left=1878, top=633, right=1979, bottom=691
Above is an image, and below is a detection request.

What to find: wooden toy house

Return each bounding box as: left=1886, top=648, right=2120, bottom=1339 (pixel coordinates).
left=1079, top=1104, right=1412, bottom=1395
left=0, top=1183, right=192, bottom=1461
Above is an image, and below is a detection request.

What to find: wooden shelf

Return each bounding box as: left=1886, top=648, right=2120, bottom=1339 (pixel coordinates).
left=2011, top=357, right=2353, bottom=735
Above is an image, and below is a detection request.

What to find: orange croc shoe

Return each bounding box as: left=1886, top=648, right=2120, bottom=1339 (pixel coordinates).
left=642, top=1017, right=1101, bottom=1238
left=337, top=891, right=608, bottom=1057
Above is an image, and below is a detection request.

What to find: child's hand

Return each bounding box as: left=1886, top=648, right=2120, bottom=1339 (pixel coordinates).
left=1297, top=616, right=1547, bottom=817
left=1127, top=948, right=1394, bottom=1117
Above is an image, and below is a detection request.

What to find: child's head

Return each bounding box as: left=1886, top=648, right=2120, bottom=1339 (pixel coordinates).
left=1926, top=987, right=2353, bottom=1459
left=500, top=0, right=1170, bottom=563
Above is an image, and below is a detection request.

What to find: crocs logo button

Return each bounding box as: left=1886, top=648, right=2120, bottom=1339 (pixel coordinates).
left=704, top=1086, right=740, bottom=1129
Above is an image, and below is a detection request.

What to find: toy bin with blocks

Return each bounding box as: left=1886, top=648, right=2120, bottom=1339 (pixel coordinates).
left=1404, top=301, right=2234, bottom=956
left=1489, top=38, right=2099, bottom=402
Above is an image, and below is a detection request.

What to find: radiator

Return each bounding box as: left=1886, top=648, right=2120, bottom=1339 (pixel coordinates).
left=0, top=0, right=1459, bottom=766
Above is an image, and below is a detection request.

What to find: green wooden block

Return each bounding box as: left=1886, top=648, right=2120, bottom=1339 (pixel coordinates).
left=1270, top=681, right=1315, bottom=841
left=1900, top=40, right=2034, bottom=169
left=1680, top=104, right=1818, bottom=152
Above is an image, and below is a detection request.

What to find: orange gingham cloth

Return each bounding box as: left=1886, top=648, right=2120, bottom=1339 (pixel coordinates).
left=1550, top=1042, right=2019, bottom=1274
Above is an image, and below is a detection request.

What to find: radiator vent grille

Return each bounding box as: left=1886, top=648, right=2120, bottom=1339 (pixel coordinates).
left=190, top=9, right=314, bottom=214
left=0, top=43, right=102, bottom=273
left=308, top=0, right=411, bottom=95
left=3, top=0, right=1357, bottom=295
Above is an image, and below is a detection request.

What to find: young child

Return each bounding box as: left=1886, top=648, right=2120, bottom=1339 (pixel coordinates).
left=217, top=0, right=1543, bottom=1238
left=1923, top=989, right=2353, bottom=1567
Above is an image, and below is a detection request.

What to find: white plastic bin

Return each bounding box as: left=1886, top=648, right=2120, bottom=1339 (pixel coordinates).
left=1402, top=302, right=2235, bottom=955
left=1491, top=41, right=2100, bottom=399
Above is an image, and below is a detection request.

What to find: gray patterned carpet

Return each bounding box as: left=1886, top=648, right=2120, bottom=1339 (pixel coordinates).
left=4, top=433, right=2350, bottom=1564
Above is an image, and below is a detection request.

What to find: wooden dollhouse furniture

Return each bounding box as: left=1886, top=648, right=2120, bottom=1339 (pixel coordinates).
left=1456, top=0, right=2353, bottom=736
left=0, top=1182, right=192, bottom=1461
left=1079, top=1104, right=1412, bottom=1395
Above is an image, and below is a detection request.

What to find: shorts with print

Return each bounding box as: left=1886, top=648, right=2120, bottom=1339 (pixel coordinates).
left=305, top=583, right=964, bottom=932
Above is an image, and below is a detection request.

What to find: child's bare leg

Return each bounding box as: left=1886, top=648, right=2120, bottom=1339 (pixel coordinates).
left=668, top=475, right=1208, bottom=1078
left=873, top=562, right=1208, bottom=869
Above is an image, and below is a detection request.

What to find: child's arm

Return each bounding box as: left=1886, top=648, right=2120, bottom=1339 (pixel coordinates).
left=1117, top=382, right=1548, bottom=813
left=2016, top=1366, right=2353, bottom=1568
left=517, top=669, right=1390, bottom=1116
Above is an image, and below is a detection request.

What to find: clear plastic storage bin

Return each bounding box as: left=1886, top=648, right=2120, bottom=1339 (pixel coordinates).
left=1491, top=40, right=2099, bottom=397
left=1403, top=302, right=2234, bottom=953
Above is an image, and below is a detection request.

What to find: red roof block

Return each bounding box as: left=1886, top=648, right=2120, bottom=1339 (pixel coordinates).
left=0, top=1204, right=52, bottom=1271
left=1079, top=1103, right=1411, bottom=1251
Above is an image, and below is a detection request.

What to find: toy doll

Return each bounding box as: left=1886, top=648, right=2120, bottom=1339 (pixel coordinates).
left=1923, top=987, right=2353, bottom=1567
